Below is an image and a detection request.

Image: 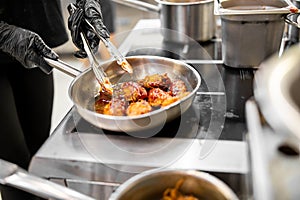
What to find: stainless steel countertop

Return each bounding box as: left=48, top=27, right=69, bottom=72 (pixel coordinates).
left=30, top=106, right=248, bottom=176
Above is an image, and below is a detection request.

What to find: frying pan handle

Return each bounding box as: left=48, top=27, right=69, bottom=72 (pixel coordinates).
left=44, top=57, right=82, bottom=78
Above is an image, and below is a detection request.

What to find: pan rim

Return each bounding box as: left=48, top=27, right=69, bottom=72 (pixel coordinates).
left=68, top=55, right=201, bottom=120
left=156, top=0, right=214, bottom=6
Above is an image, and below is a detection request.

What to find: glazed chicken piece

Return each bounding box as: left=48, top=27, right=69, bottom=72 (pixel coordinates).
left=126, top=99, right=152, bottom=116
left=148, top=88, right=178, bottom=107
left=94, top=92, right=112, bottom=114
left=114, top=81, right=147, bottom=102
left=103, top=98, right=128, bottom=116
left=102, top=81, right=147, bottom=115
left=138, top=73, right=172, bottom=91
left=94, top=73, right=190, bottom=116
left=169, top=79, right=190, bottom=98
left=161, top=96, right=179, bottom=107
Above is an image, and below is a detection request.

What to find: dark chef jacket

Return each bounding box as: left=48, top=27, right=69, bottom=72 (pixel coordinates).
left=0, top=0, right=69, bottom=63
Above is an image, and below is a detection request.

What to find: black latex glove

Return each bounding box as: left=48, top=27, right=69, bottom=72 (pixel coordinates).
left=68, top=0, right=110, bottom=58
left=0, top=21, right=58, bottom=74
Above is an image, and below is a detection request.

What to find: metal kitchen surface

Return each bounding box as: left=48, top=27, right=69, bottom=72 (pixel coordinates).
left=29, top=19, right=253, bottom=199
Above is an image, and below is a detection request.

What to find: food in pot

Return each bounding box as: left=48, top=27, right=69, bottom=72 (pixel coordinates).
left=162, top=179, right=199, bottom=200
left=94, top=73, right=190, bottom=116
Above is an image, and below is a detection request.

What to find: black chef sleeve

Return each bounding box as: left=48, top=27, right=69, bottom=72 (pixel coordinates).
left=0, top=21, right=58, bottom=74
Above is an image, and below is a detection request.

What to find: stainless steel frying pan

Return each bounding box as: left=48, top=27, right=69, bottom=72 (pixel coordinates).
left=45, top=55, right=201, bottom=132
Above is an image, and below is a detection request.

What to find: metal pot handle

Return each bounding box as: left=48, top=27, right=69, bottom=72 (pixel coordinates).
left=284, top=13, right=300, bottom=28
left=112, top=0, right=160, bottom=13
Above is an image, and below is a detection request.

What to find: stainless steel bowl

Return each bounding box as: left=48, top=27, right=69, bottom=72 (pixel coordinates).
left=109, top=169, right=239, bottom=200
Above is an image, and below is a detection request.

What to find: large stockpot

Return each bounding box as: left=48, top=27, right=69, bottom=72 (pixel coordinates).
left=215, top=0, right=300, bottom=68
left=45, top=55, right=201, bottom=132
left=109, top=169, right=239, bottom=200
left=112, top=0, right=216, bottom=43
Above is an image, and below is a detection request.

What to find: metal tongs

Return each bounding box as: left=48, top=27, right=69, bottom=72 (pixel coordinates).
left=83, top=20, right=133, bottom=74
left=68, top=3, right=133, bottom=74
left=80, top=32, right=113, bottom=94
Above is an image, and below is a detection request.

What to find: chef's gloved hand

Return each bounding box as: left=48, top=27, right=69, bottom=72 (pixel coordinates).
left=0, top=21, right=58, bottom=74
left=67, top=0, right=110, bottom=58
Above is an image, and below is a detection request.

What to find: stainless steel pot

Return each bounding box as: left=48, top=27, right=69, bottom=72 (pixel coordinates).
left=112, top=0, right=216, bottom=43
left=45, top=55, right=201, bottom=132
left=215, top=0, right=300, bottom=68
left=109, top=169, right=239, bottom=200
